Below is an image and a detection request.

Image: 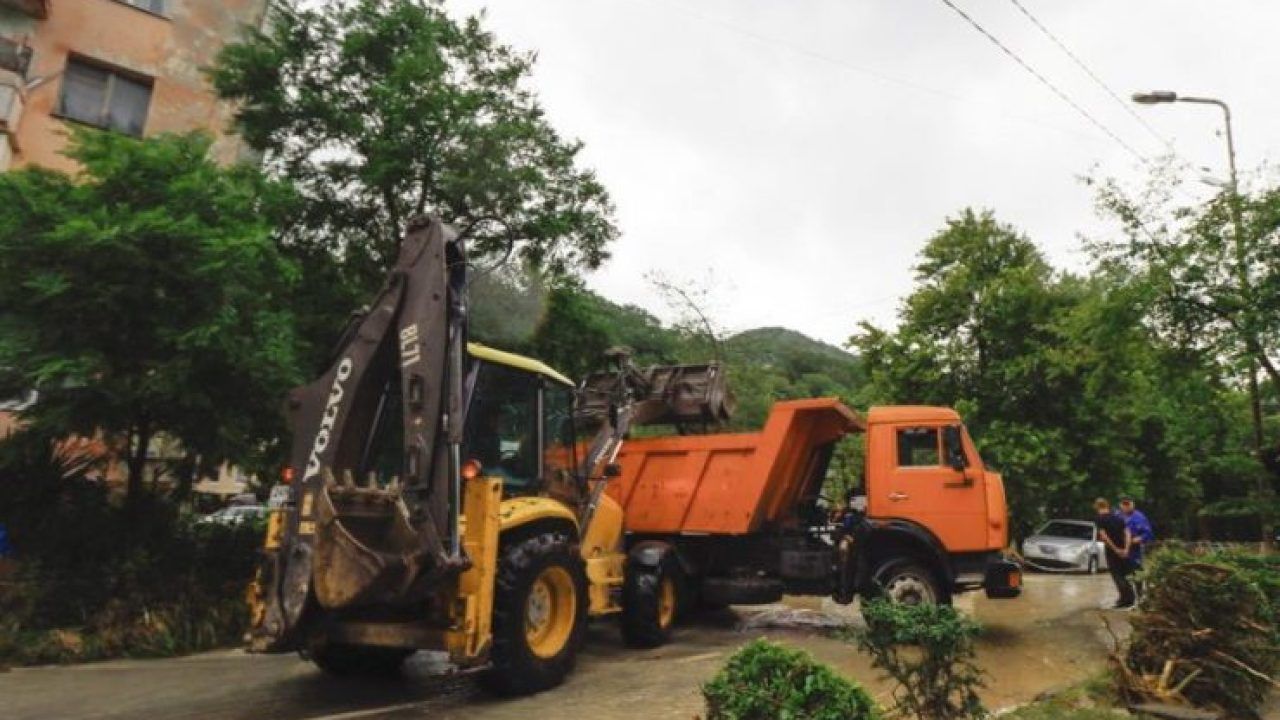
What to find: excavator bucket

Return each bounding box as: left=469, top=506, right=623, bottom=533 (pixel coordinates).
left=310, top=471, right=426, bottom=609
left=577, top=348, right=735, bottom=429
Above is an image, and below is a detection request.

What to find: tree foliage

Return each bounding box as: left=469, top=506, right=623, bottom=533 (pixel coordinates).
left=1091, top=166, right=1280, bottom=397
left=209, top=0, right=617, bottom=294
left=852, top=209, right=1249, bottom=535
left=0, top=130, right=301, bottom=495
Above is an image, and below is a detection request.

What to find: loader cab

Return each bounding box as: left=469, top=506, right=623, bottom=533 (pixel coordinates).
left=462, top=344, right=580, bottom=497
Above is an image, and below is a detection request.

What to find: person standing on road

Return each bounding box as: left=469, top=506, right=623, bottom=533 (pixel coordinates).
left=1094, top=498, right=1135, bottom=609
left=1119, top=497, right=1154, bottom=600
left=1119, top=497, right=1154, bottom=567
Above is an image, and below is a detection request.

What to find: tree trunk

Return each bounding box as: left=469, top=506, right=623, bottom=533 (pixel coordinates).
left=126, top=419, right=152, bottom=502
left=171, top=452, right=198, bottom=505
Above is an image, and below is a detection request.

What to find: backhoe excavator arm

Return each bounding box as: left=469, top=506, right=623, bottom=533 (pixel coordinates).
left=252, top=216, right=468, bottom=651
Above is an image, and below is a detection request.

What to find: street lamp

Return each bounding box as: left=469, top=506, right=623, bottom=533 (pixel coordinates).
left=1130, top=91, right=1240, bottom=198
left=1131, top=91, right=1178, bottom=105
left=1132, top=90, right=1263, bottom=455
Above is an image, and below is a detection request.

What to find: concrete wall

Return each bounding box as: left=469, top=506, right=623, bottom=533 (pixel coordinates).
left=2, top=0, right=268, bottom=172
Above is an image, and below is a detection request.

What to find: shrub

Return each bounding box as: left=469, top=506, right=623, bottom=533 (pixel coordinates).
left=851, top=600, right=986, bottom=720
left=703, top=639, right=879, bottom=720
left=1117, top=545, right=1278, bottom=717
left=0, top=432, right=264, bottom=665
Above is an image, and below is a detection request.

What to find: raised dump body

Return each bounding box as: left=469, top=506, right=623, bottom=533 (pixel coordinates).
left=610, top=398, right=861, bottom=534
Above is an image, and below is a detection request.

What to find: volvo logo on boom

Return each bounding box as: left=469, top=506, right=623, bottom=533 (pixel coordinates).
left=303, top=357, right=354, bottom=482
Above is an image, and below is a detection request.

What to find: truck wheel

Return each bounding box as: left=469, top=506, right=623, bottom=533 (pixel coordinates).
left=308, top=642, right=413, bottom=676
left=481, top=530, right=587, bottom=696
left=621, top=555, right=682, bottom=648
left=870, top=560, right=947, bottom=606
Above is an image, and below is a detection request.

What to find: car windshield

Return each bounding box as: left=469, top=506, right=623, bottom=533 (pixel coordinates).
left=1038, top=521, right=1094, bottom=540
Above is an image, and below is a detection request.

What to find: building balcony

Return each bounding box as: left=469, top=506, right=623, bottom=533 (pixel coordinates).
left=0, top=0, right=50, bottom=19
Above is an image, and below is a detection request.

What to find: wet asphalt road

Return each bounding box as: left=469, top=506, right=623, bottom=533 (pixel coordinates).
left=1, top=574, right=1130, bottom=720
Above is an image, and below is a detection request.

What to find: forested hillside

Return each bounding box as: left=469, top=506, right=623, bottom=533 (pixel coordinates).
left=472, top=281, right=863, bottom=430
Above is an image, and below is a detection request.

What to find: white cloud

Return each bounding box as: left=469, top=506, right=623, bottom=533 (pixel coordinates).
left=445, top=0, right=1280, bottom=344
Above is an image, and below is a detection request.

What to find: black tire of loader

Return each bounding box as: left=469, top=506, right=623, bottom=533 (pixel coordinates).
left=621, top=555, right=682, bottom=648
left=309, top=643, right=413, bottom=677
left=480, top=530, right=588, bottom=696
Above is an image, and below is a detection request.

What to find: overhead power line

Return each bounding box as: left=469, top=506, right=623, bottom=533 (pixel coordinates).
left=1007, top=0, right=1168, bottom=146
left=639, top=0, right=1123, bottom=148
left=935, top=0, right=1148, bottom=163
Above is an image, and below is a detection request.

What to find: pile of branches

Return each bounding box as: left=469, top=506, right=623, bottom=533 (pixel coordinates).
left=1113, top=548, right=1278, bottom=717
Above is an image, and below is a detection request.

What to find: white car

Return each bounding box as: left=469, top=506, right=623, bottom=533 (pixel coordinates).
left=199, top=505, right=267, bottom=526
left=1021, top=519, right=1108, bottom=573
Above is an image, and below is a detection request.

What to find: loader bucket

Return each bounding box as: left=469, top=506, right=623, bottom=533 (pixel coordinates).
left=310, top=475, right=426, bottom=609
left=578, top=359, right=734, bottom=429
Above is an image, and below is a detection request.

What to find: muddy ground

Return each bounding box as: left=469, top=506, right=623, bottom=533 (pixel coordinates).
left=0, top=573, right=1129, bottom=720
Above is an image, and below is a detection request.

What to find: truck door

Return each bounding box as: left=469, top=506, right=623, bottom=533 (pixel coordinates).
left=871, top=424, right=988, bottom=551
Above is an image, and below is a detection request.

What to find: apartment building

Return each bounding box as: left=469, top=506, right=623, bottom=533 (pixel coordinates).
left=0, top=0, right=269, bottom=172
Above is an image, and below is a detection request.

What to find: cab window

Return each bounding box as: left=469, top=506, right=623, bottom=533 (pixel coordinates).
left=463, top=362, right=539, bottom=490
left=543, top=383, right=578, bottom=482
left=897, top=427, right=940, bottom=467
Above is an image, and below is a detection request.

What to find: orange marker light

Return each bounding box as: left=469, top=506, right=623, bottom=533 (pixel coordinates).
left=281, top=466, right=295, bottom=485
left=461, top=459, right=482, bottom=480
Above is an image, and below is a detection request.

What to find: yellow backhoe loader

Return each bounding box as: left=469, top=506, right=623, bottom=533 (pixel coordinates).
left=247, top=216, right=730, bottom=694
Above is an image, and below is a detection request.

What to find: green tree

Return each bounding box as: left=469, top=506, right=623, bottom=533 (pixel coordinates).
left=209, top=0, right=617, bottom=294
left=1092, top=168, right=1280, bottom=463
left=852, top=209, right=1241, bottom=535
left=0, top=130, right=301, bottom=498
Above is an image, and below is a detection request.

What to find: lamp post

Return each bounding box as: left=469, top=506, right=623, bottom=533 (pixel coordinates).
left=1132, top=91, right=1266, bottom=457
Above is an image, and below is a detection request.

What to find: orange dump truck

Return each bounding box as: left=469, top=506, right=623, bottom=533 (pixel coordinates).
left=609, top=398, right=1021, bottom=646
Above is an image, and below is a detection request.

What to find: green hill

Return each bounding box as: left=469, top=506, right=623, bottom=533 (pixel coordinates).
left=722, top=327, right=863, bottom=428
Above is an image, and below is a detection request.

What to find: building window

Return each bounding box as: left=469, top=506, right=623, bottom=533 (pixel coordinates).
left=57, top=58, right=152, bottom=137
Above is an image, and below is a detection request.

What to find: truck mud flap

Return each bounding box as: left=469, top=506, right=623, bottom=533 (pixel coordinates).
left=983, top=559, right=1022, bottom=599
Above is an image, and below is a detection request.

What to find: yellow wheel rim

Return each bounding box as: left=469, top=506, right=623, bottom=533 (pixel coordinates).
left=658, top=576, right=677, bottom=630
left=525, top=566, right=576, bottom=659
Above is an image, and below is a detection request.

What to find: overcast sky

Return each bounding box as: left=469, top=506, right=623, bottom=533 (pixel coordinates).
left=443, top=0, right=1280, bottom=346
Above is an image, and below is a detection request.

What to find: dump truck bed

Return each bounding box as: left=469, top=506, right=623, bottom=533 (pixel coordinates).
left=608, top=398, right=863, bottom=534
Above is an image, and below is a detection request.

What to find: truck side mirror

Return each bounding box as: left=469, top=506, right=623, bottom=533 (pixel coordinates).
left=943, top=425, right=967, bottom=473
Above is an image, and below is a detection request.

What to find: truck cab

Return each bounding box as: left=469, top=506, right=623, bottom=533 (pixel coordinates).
left=860, top=406, right=1018, bottom=601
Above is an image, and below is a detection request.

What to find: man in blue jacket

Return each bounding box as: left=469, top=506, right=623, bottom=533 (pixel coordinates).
left=1119, top=497, right=1154, bottom=567
left=1120, top=497, right=1154, bottom=600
